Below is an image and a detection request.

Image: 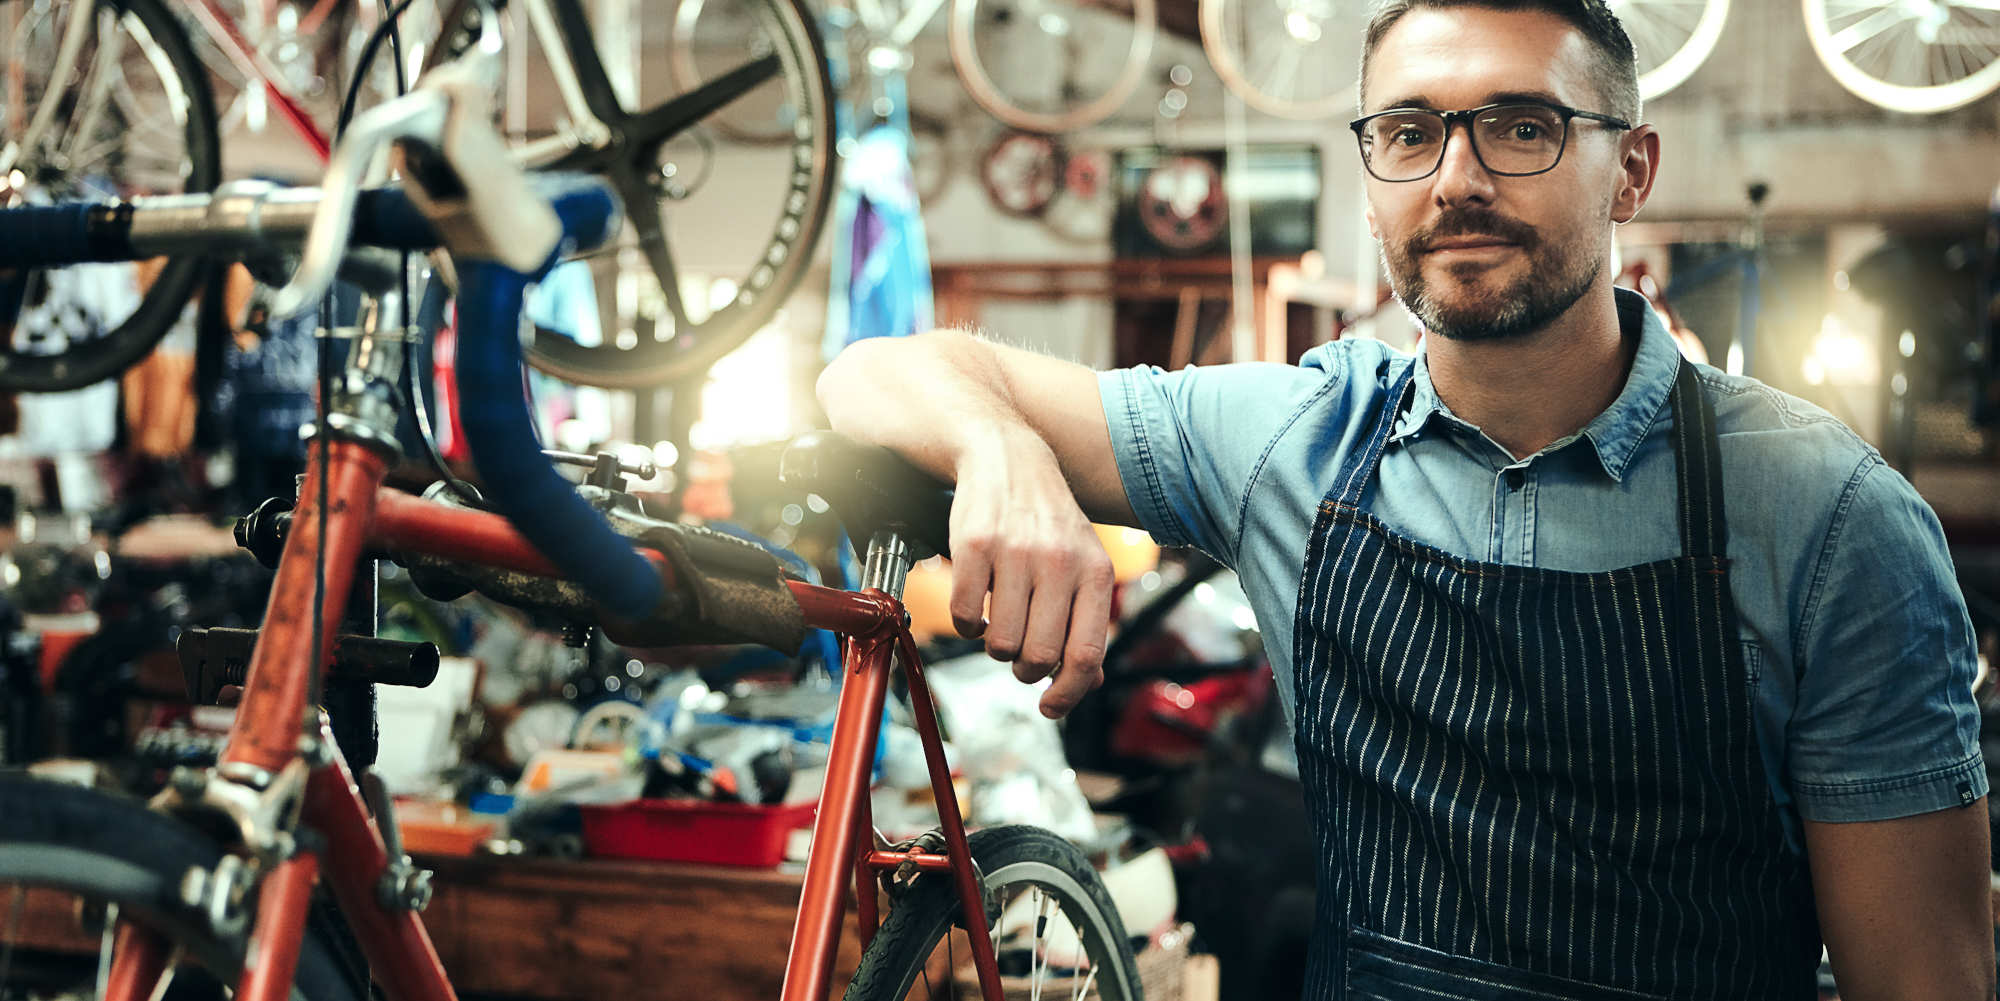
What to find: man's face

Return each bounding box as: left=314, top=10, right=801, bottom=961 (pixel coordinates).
left=1361, top=7, right=1633, bottom=341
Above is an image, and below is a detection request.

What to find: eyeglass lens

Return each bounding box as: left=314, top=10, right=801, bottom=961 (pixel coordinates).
left=1359, top=104, right=1567, bottom=180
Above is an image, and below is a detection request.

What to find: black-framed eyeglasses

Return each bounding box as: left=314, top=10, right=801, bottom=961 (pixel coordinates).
left=1348, top=101, right=1633, bottom=183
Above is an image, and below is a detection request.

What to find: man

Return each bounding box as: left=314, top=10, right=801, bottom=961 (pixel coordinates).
left=816, top=0, right=1995, bottom=996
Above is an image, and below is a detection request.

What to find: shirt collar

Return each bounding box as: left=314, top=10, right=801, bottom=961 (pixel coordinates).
left=1387, top=287, right=1680, bottom=483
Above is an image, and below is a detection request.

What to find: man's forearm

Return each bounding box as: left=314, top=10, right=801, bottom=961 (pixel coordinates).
left=817, top=329, right=1024, bottom=485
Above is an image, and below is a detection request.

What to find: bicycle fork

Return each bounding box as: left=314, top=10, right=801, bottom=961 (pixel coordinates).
left=780, top=532, right=1007, bottom=1001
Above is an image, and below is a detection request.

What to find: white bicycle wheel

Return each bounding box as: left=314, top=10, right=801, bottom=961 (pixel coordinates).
left=949, top=0, right=1156, bottom=134
left=1609, top=0, right=1730, bottom=101
left=1803, top=0, right=2000, bottom=113
left=1199, top=0, right=1362, bottom=119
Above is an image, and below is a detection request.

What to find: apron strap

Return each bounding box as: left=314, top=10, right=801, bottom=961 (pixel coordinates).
left=1333, top=360, right=1419, bottom=508
left=1668, top=357, right=1728, bottom=560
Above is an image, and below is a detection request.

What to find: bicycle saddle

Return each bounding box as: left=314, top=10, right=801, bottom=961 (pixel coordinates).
left=780, top=431, right=954, bottom=562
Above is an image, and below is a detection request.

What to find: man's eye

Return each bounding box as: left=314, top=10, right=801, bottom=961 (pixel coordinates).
left=1510, top=122, right=1545, bottom=140
left=1391, top=128, right=1431, bottom=147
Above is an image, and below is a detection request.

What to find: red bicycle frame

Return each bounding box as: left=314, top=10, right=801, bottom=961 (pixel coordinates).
left=108, top=435, right=1008, bottom=1001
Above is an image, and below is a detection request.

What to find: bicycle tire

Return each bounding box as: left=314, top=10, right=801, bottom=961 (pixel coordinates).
left=0, top=0, right=220, bottom=394
left=0, top=775, right=364, bottom=1001
left=846, top=825, right=1146, bottom=1001
left=949, top=0, right=1156, bottom=134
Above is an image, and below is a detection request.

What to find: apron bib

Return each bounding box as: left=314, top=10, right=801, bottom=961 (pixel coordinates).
left=1291, top=358, right=1820, bottom=1000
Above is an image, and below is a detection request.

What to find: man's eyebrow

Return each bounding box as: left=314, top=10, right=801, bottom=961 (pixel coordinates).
left=1484, top=89, right=1569, bottom=107
left=1365, top=89, right=1572, bottom=113
left=1368, top=95, right=1440, bottom=112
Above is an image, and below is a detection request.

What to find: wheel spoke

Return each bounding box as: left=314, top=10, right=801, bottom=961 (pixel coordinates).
left=96, top=902, right=119, bottom=1000
left=19, top=0, right=93, bottom=176
left=1071, top=960, right=1098, bottom=1001
left=611, top=167, right=694, bottom=339
left=1029, top=888, right=1051, bottom=1001
left=625, top=55, right=782, bottom=152
left=1832, top=5, right=1912, bottom=53
left=60, top=7, right=122, bottom=169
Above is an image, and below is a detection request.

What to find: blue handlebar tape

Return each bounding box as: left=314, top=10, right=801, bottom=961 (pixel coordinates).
left=352, top=173, right=622, bottom=257
left=454, top=257, right=662, bottom=621
left=0, top=203, right=118, bottom=267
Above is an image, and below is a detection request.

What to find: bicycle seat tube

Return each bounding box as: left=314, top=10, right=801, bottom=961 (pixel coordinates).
left=859, top=530, right=915, bottom=600
left=321, top=282, right=412, bottom=456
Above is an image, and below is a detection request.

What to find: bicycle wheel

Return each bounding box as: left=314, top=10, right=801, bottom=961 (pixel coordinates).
left=1609, top=0, right=1730, bottom=100
left=0, top=776, right=364, bottom=1001
left=1199, top=0, right=1361, bottom=120
left=949, top=0, right=1156, bottom=134
left=0, top=0, right=220, bottom=393
left=846, top=826, right=1145, bottom=1001
left=433, top=0, right=836, bottom=389
left=1802, top=0, right=2000, bottom=113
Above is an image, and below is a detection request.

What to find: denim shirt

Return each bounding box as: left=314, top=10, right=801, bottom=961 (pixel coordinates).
left=1099, top=288, right=1986, bottom=829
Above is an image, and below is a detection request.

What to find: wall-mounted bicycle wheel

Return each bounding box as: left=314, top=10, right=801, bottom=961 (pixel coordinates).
left=1611, top=0, right=1730, bottom=101
left=1199, top=0, right=1360, bottom=120
left=0, top=0, right=219, bottom=393
left=949, top=0, right=1157, bottom=134
left=433, top=0, right=837, bottom=388
left=1803, top=0, right=2000, bottom=113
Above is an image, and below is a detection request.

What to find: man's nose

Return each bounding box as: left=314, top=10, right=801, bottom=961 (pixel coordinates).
left=1431, top=124, right=1497, bottom=207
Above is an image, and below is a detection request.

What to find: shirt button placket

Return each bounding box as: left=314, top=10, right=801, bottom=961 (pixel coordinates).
left=1505, top=466, right=1530, bottom=565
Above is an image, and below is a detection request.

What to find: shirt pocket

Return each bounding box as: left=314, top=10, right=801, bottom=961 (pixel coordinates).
left=1345, top=927, right=1671, bottom=1001
left=1739, top=638, right=1763, bottom=694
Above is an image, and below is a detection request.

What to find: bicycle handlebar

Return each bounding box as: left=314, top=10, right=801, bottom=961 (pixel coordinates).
left=0, top=175, right=617, bottom=270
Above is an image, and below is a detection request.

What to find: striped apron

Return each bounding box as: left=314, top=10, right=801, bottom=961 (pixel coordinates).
left=1291, top=357, right=1822, bottom=1000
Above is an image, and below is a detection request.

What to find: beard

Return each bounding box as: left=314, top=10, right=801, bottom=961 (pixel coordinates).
left=1384, top=206, right=1600, bottom=342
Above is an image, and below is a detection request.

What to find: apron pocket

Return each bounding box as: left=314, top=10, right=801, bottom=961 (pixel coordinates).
left=1345, top=927, right=1672, bottom=1001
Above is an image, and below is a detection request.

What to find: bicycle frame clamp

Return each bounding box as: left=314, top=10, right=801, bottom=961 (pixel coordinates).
left=155, top=754, right=312, bottom=866
left=544, top=449, right=659, bottom=488
left=179, top=852, right=256, bottom=937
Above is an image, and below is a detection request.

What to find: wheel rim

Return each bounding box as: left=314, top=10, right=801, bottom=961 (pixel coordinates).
left=1610, top=0, right=1731, bottom=100
left=1199, top=0, right=1360, bottom=120
left=1803, top=0, right=2000, bottom=112
left=901, top=857, right=1141, bottom=1001
left=949, top=0, right=1156, bottom=134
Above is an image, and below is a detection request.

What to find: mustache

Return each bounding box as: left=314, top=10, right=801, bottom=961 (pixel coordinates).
left=1411, top=209, right=1539, bottom=251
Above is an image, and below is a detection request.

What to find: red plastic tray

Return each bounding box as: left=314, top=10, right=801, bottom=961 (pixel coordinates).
left=578, top=799, right=817, bottom=867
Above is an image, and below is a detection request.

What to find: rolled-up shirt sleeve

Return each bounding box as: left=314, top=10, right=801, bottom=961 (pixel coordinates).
left=1787, top=457, right=1987, bottom=822
left=1097, top=357, right=1341, bottom=567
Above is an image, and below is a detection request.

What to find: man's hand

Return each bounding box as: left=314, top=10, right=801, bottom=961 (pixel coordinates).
left=947, top=426, right=1115, bottom=719
left=817, top=330, right=1136, bottom=717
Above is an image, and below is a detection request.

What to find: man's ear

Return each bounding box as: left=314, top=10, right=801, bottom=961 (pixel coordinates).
left=1365, top=202, right=1381, bottom=241
left=1611, top=125, right=1661, bottom=225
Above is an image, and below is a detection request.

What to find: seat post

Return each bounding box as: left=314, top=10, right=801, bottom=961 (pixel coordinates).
left=860, top=530, right=915, bottom=601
